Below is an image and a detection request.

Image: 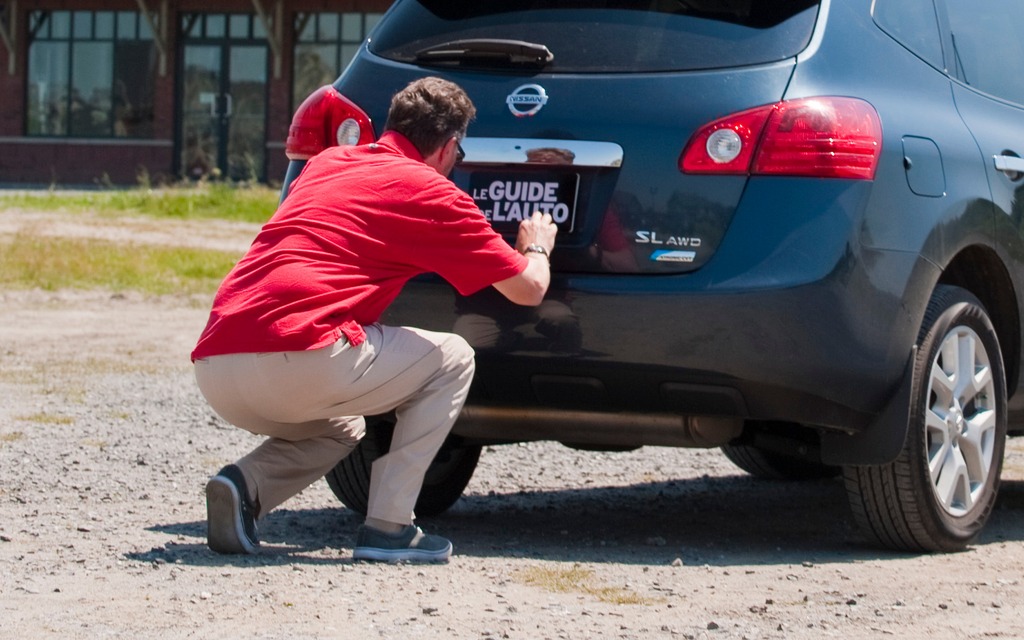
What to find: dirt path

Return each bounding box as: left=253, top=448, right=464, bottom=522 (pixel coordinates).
left=0, top=207, right=260, bottom=252
left=1, top=209, right=1023, bottom=639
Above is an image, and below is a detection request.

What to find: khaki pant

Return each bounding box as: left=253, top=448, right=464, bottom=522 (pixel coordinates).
left=193, top=324, right=475, bottom=525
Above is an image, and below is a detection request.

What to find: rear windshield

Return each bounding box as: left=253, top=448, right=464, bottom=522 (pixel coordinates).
left=370, top=0, right=821, bottom=73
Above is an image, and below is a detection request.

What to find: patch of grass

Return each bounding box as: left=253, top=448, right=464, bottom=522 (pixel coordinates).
left=52, top=355, right=163, bottom=378
left=0, top=365, right=37, bottom=385
left=0, top=432, right=25, bottom=442
left=16, top=412, right=74, bottom=425
left=516, top=565, right=653, bottom=605
left=0, top=182, right=279, bottom=224
left=0, top=233, right=238, bottom=295
left=80, top=438, right=108, bottom=450
left=40, top=359, right=161, bottom=395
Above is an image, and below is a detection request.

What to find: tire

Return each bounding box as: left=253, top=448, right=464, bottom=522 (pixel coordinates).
left=843, top=285, right=1007, bottom=552
left=324, top=416, right=482, bottom=517
left=721, top=443, right=841, bottom=480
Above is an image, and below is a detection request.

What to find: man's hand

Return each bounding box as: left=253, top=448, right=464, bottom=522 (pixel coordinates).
left=494, top=211, right=558, bottom=306
left=515, top=211, right=558, bottom=256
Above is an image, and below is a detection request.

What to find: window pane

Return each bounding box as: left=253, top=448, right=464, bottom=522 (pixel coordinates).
left=114, top=41, right=157, bottom=137
left=295, top=13, right=315, bottom=42
left=206, top=15, right=226, bottom=38
left=230, top=14, right=249, bottom=39
left=70, top=42, right=114, bottom=136
left=873, top=0, right=943, bottom=69
left=117, top=11, right=137, bottom=39
left=227, top=47, right=268, bottom=180
left=341, top=44, right=361, bottom=69
left=73, top=11, right=92, bottom=38
left=139, top=14, right=153, bottom=40
left=253, top=15, right=267, bottom=39
left=27, top=42, right=69, bottom=135
left=30, top=11, right=48, bottom=36
left=230, top=45, right=266, bottom=83
left=947, top=0, right=1024, bottom=105
left=95, top=12, right=115, bottom=39
left=319, top=14, right=339, bottom=40
left=341, top=13, right=362, bottom=41
left=293, top=44, right=338, bottom=108
left=50, top=11, right=70, bottom=38
left=372, top=0, right=821, bottom=73
left=290, top=12, right=385, bottom=111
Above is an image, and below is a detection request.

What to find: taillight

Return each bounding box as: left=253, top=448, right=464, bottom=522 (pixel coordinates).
left=285, top=85, right=375, bottom=160
left=679, top=105, right=773, bottom=175
left=680, top=97, right=882, bottom=180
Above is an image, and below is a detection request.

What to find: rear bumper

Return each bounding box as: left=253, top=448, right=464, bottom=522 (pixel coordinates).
left=384, top=235, right=938, bottom=441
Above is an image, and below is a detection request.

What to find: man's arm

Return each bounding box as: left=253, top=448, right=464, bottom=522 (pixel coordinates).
left=492, top=211, right=558, bottom=306
left=493, top=252, right=550, bottom=306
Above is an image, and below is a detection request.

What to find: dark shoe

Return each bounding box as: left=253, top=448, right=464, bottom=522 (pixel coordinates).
left=353, top=525, right=452, bottom=563
left=205, top=464, right=259, bottom=554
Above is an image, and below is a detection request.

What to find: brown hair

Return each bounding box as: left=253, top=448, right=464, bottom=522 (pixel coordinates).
left=383, top=77, right=476, bottom=158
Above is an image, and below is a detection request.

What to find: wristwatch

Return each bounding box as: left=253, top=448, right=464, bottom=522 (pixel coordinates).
left=523, top=244, right=550, bottom=258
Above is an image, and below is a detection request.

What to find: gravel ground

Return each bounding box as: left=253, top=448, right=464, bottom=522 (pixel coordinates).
left=2, top=210, right=1024, bottom=639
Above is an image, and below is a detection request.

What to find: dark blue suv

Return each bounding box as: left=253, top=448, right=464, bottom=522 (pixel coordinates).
left=282, top=0, right=1024, bottom=552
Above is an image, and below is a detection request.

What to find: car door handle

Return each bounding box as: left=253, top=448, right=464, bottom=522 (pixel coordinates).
left=993, top=154, right=1024, bottom=176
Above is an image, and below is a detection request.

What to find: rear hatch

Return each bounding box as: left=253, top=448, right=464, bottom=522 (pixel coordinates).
left=344, top=0, right=821, bottom=274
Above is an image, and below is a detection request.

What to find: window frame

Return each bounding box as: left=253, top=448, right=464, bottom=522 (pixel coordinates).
left=25, top=9, right=156, bottom=139
left=871, top=0, right=946, bottom=72
left=938, top=0, right=1024, bottom=107
left=291, top=11, right=383, bottom=112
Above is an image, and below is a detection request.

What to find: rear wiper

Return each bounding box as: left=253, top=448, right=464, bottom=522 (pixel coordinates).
left=414, top=39, right=554, bottom=68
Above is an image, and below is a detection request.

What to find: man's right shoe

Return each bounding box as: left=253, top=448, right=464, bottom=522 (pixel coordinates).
left=205, top=464, right=259, bottom=554
left=353, top=524, right=452, bottom=563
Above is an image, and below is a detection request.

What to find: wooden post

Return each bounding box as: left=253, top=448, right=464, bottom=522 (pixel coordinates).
left=0, top=1, right=17, bottom=76
left=135, top=0, right=168, bottom=76
left=252, top=0, right=283, bottom=79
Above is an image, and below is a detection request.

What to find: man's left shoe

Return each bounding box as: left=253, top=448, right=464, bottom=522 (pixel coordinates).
left=353, top=524, right=452, bottom=563
left=205, top=464, right=259, bottom=554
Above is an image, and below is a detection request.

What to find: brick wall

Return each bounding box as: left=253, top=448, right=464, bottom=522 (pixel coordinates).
left=0, top=140, right=175, bottom=185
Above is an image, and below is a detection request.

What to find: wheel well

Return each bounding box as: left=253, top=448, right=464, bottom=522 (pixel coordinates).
left=938, top=246, right=1020, bottom=393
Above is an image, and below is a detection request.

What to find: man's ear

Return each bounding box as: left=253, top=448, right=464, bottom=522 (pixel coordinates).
left=421, top=139, right=446, bottom=171
left=441, top=136, right=459, bottom=160
left=423, top=138, right=454, bottom=174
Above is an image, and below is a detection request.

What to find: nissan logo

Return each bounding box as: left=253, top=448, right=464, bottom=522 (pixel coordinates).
left=506, top=84, right=548, bottom=118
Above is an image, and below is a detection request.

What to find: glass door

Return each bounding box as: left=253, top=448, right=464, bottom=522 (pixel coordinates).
left=180, top=45, right=222, bottom=179
left=225, top=46, right=267, bottom=181
left=177, top=14, right=267, bottom=181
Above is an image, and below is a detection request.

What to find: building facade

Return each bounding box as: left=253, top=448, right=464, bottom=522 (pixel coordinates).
left=0, top=0, right=391, bottom=185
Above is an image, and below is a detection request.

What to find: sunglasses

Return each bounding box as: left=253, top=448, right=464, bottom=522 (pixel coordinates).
left=456, top=141, right=466, bottom=164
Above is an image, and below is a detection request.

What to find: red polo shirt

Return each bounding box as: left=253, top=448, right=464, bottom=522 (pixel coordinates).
left=191, top=131, right=528, bottom=360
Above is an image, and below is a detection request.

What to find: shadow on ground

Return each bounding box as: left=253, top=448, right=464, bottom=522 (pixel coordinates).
left=133, top=473, right=1024, bottom=568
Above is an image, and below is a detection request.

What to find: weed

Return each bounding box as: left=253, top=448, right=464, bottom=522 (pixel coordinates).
left=80, top=438, right=109, bottom=450
left=517, top=564, right=653, bottom=605
left=17, top=412, right=74, bottom=425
